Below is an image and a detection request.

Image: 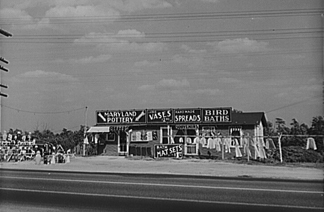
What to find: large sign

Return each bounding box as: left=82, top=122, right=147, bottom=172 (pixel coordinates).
left=202, top=108, right=231, bottom=123
left=96, top=110, right=146, bottom=124
left=174, top=108, right=201, bottom=123
left=147, top=109, right=173, bottom=123
left=154, top=144, right=183, bottom=158
left=96, top=107, right=232, bottom=125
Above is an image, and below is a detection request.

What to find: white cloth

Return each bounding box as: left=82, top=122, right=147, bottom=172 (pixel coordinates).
left=224, top=137, right=231, bottom=153
left=200, top=137, right=207, bottom=147
left=257, top=138, right=266, bottom=159
left=215, top=137, right=221, bottom=152
left=306, top=137, right=317, bottom=150
left=234, top=138, right=242, bottom=158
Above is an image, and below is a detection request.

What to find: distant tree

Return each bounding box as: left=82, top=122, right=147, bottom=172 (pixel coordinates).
left=308, top=116, right=324, bottom=152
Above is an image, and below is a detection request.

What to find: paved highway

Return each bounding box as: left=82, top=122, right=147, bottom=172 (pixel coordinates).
left=0, top=170, right=323, bottom=212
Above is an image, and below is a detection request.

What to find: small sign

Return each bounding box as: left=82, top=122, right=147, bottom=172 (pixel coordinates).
left=174, top=108, right=201, bottom=123
left=154, top=144, right=183, bottom=158
left=202, top=108, right=232, bottom=123
left=147, top=109, right=173, bottom=123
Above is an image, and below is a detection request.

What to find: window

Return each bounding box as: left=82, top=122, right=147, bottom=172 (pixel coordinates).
left=229, top=127, right=242, bottom=146
left=160, top=126, right=173, bottom=144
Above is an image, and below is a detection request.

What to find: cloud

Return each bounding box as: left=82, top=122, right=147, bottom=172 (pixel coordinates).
left=181, top=44, right=207, bottom=54
left=138, top=78, right=190, bottom=91
left=194, top=88, right=222, bottom=96
left=210, top=38, right=269, bottom=53
left=117, top=29, right=145, bottom=38
left=45, top=4, right=119, bottom=18
left=134, top=60, right=159, bottom=67
left=15, top=70, right=78, bottom=82
left=109, top=0, right=173, bottom=12
left=55, top=54, right=112, bottom=64
left=75, top=30, right=167, bottom=52
left=217, top=77, right=241, bottom=83
left=199, top=0, right=220, bottom=3
left=9, top=70, right=84, bottom=111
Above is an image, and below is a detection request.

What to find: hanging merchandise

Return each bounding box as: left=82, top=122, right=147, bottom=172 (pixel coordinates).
left=265, top=137, right=276, bottom=150
left=306, top=137, right=317, bottom=150
left=224, top=137, right=231, bottom=153
left=257, top=138, right=267, bottom=159
left=251, top=137, right=260, bottom=159
left=243, top=136, right=251, bottom=157
left=234, top=137, right=242, bottom=158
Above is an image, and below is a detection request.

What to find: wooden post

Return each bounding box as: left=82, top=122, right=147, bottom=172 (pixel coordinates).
left=278, top=134, right=283, bottom=163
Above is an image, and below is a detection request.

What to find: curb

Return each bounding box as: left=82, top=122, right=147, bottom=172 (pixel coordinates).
left=1, top=168, right=323, bottom=183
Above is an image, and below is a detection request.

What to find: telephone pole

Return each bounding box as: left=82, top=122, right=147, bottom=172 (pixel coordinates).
left=0, top=28, right=12, bottom=133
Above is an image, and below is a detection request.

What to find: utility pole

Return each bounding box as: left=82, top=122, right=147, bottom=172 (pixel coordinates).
left=83, top=106, right=88, bottom=156
left=0, top=28, right=12, bottom=133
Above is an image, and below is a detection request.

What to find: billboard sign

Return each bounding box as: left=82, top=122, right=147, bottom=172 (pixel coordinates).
left=147, top=109, right=173, bottom=123
left=96, top=110, right=146, bottom=124
left=174, top=108, right=201, bottom=123
left=202, top=108, right=232, bottom=123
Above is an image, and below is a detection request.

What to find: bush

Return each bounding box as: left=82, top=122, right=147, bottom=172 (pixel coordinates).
left=282, top=146, right=323, bottom=163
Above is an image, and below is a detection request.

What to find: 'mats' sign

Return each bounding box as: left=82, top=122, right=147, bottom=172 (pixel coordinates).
left=202, top=108, right=232, bottom=123
left=154, top=144, right=183, bottom=158
left=96, top=110, right=146, bottom=124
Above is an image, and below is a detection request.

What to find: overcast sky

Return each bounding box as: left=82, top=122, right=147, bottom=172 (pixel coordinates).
left=0, top=0, right=323, bottom=133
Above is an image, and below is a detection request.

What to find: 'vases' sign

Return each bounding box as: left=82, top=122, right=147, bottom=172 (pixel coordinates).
left=96, top=110, right=146, bottom=124
left=147, top=109, right=173, bottom=123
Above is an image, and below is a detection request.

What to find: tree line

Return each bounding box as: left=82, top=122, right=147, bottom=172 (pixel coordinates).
left=1, top=116, right=323, bottom=154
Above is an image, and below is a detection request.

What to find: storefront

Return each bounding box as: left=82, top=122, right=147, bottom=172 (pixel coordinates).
left=87, top=107, right=267, bottom=159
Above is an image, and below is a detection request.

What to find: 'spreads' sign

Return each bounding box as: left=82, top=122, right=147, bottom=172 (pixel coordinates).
left=174, top=108, right=201, bottom=123
left=202, top=108, right=231, bottom=123
left=154, top=144, right=183, bottom=158
left=147, top=109, right=173, bottom=123
left=96, top=110, right=146, bottom=124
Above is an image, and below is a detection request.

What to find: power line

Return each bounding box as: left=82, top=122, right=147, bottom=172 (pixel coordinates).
left=266, top=95, right=323, bottom=113
left=0, top=8, right=322, bottom=25
left=0, top=104, right=86, bottom=115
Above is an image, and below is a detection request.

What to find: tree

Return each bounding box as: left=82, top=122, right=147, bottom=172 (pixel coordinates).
left=309, top=116, right=324, bottom=152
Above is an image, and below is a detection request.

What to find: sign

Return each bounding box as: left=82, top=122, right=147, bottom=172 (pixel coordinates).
left=154, top=144, right=183, bottom=158
left=175, top=125, right=199, bottom=130
left=131, top=130, right=158, bottom=142
left=147, top=109, right=173, bottom=123
left=174, top=108, right=201, bottom=123
left=202, top=108, right=232, bottom=123
left=96, top=110, right=146, bottom=124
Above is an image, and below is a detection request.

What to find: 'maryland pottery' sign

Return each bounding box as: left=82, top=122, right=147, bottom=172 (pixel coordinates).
left=96, top=110, right=146, bottom=124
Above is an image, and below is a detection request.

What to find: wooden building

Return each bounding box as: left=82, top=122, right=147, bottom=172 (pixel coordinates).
left=87, top=107, right=267, bottom=158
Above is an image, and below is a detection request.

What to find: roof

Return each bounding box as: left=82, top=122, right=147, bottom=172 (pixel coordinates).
left=87, top=126, right=110, bottom=133
left=231, top=112, right=267, bottom=127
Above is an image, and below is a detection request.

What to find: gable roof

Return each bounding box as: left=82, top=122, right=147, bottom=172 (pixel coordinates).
left=231, top=112, right=267, bottom=127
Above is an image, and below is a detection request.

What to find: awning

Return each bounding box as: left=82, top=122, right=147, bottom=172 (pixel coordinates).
left=87, top=126, right=110, bottom=133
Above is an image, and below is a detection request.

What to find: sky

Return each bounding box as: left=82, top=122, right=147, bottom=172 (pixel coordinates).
left=0, top=0, right=323, bottom=133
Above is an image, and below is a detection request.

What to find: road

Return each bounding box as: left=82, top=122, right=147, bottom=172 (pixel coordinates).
left=0, top=170, right=323, bottom=212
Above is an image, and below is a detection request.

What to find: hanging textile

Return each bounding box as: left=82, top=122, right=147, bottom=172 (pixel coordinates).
left=306, top=137, right=317, bottom=150
left=243, top=137, right=251, bottom=157
left=234, top=138, right=242, bottom=158
left=251, top=138, right=260, bottom=159
left=265, top=137, right=276, bottom=150
left=224, top=137, right=231, bottom=153
left=257, top=138, right=267, bottom=159
left=215, top=137, right=221, bottom=152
